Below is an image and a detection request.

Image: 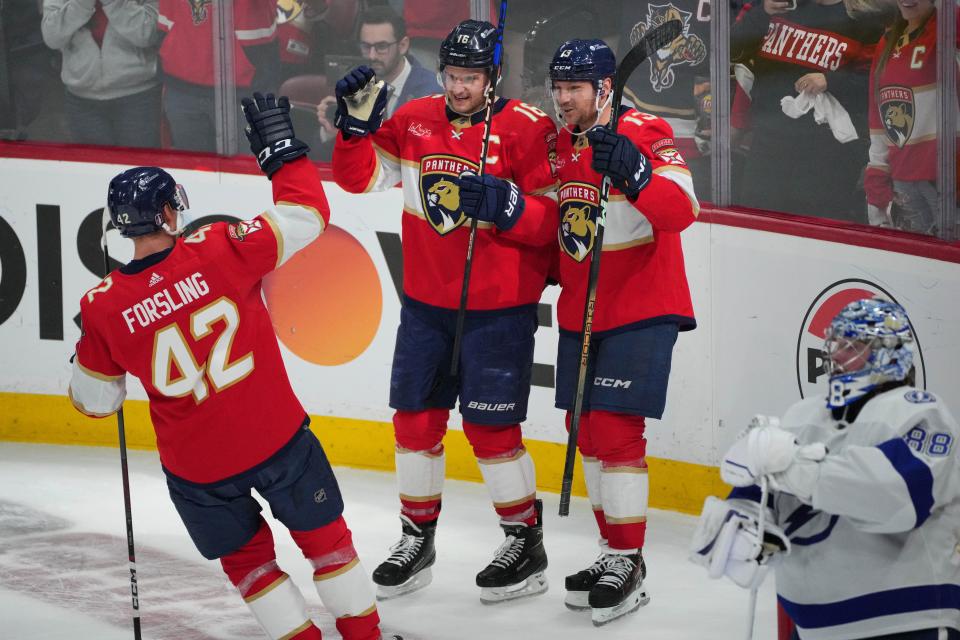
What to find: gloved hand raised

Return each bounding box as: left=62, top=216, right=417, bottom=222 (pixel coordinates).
left=586, top=126, right=652, bottom=198
left=334, top=65, right=391, bottom=139
left=241, top=92, right=310, bottom=178
left=458, top=173, right=526, bottom=232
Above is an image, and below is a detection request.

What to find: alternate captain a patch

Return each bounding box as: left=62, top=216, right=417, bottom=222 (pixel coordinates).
left=419, top=155, right=479, bottom=235
left=558, top=181, right=600, bottom=262
left=879, top=86, right=915, bottom=148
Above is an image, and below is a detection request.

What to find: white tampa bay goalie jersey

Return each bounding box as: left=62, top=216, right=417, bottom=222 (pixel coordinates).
left=729, top=386, right=960, bottom=639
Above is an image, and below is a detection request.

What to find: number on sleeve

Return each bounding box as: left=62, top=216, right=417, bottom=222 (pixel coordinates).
left=928, top=432, right=953, bottom=456
left=905, top=426, right=927, bottom=453
left=513, top=103, right=549, bottom=123
left=901, top=425, right=953, bottom=457
left=184, top=224, right=213, bottom=244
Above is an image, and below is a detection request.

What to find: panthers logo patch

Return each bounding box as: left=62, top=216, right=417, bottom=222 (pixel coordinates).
left=228, top=219, right=262, bottom=242
left=558, top=182, right=600, bottom=262
left=630, top=3, right=706, bottom=93
left=419, top=155, right=479, bottom=235
left=189, top=0, right=212, bottom=24
left=879, top=86, right=915, bottom=148
left=276, top=0, right=303, bottom=24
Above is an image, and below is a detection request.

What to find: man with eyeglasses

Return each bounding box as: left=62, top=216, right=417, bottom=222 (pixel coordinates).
left=316, top=7, right=437, bottom=137
left=329, top=19, right=559, bottom=605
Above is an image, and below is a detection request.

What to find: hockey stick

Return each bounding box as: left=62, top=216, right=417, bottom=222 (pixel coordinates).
left=101, top=211, right=143, bottom=640
left=558, top=19, right=683, bottom=517
left=744, top=476, right=769, bottom=640
left=449, top=0, right=509, bottom=377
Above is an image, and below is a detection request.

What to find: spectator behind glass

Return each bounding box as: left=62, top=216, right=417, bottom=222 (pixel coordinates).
left=864, top=0, right=957, bottom=234
left=314, top=6, right=439, bottom=155
left=157, top=0, right=278, bottom=153
left=2, top=0, right=61, bottom=140
left=41, top=0, right=162, bottom=148
left=731, top=0, right=888, bottom=222
left=618, top=1, right=711, bottom=201
left=275, top=0, right=360, bottom=83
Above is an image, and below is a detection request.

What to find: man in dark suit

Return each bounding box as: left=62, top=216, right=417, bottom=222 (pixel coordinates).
left=316, top=6, right=438, bottom=145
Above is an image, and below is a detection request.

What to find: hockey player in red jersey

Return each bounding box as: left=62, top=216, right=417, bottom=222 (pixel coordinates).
left=69, top=93, right=398, bottom=640
left=548, top=39, right=698, bottom=625
left=330, top=19, right=559, bottom=604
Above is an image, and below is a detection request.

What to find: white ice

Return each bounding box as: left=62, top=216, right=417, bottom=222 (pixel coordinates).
left=0, top=442, right=778, bottom=639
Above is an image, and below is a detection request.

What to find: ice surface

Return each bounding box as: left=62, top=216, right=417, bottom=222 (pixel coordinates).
left=0, top=442, right=777, bottom=639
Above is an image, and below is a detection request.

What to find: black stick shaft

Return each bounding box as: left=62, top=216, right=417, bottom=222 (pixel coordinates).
left=450, top=0, right=508, bottom=377
left=103, top=221, right=142, bottom=639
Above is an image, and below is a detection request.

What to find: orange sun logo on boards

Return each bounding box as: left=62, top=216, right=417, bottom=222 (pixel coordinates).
left=263, top=225, right=382, bottom=366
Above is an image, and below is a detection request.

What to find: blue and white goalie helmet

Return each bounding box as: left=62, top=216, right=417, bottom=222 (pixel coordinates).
left=823, top=297, right=914, bottom=408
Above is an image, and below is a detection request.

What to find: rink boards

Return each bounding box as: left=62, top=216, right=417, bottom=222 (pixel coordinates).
left=1, top=155, right=958, bottom=513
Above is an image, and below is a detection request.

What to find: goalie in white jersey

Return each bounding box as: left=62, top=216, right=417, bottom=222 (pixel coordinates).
left=691, top=297, right=960, bottom=640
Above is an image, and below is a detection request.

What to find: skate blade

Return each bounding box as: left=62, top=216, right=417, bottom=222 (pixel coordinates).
left=479, top=571, right=548, bottom=604
left=564, top=590, right=591, bottom=611
left=376, top=568, right=433, bottom=601
left=590, top=586, right=650, bottom=626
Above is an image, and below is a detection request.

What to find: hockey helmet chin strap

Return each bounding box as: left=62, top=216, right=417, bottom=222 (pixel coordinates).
left=161, top=183, right=190, bottom=236
left=549, top=79, right=613, bottom=137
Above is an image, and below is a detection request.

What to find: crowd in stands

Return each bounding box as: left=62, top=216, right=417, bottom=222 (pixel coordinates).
left=0, top=0, right=954, bottom=236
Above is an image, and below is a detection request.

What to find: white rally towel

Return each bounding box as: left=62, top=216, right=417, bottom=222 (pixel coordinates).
left=780, top=91, right=859, bottom=143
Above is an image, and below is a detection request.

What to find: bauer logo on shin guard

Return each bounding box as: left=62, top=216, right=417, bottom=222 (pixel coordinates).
left=467, top=401, right=517, bottom=412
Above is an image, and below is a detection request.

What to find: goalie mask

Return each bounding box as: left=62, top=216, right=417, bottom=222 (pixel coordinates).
left=823, top=298, right=915, bottom=408
left=107, top=167, right=189, bottom=237
left=548, top=38, right=616, bottom=134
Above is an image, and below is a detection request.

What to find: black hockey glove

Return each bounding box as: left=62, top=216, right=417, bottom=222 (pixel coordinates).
left=586, top=126, right=652, bottom=199
left=334, top=65, right=390, bottom=139
left=241, top=92, right=310, bottom=179
left=458, top=173, right=526, bottom=232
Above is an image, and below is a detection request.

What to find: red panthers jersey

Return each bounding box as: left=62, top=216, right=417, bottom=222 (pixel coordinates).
left=70, top=159, right=329, bottom=484
left=158, top=0, right=276, bottom=87
left=555, top=109, right=697, bottom=334
left=333, top=95, right=559, bottom=311
left=865, top=11, right=959, bottom=208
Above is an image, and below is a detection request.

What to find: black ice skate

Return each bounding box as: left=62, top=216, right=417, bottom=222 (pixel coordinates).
left=475, top=499, right=548, bottom=604
left=588, top=551, right=649, bottom=626
left=372, top=515, right=437, bottom=600
left=563, top=550, right=612, bottom=611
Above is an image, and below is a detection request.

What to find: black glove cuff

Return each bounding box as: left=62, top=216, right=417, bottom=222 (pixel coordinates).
left=259, top=138, right=310, bottom=178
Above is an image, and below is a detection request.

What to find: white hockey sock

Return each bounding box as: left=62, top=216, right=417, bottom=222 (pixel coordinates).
left=313, top=556, right=377, bottom=619
left=396, top=445, right=445, bottom=517
left=477, top=447, right=537, bottom=523
left=243, top=573, right=314, bottom=640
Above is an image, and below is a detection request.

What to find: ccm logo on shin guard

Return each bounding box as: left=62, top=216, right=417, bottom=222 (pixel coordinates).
left=467, top=401, right=517, bottom=411
left=594, top=377, right=632, bottom=389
